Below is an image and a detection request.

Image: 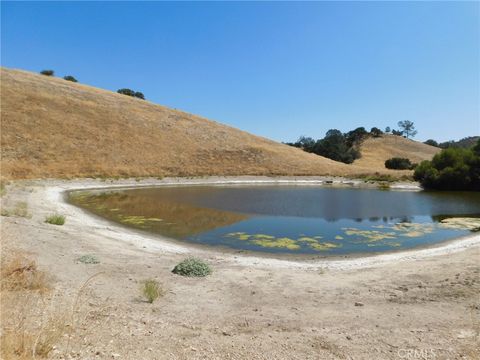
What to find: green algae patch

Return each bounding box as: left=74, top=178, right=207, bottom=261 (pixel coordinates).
left=251, top=237, right=300, bottom=250
left=438, top=217, right=480, bottom=231
left=335, top=235, right=344, bottom=240
left=252, top=234, right=276, bottom=240
left=119, top=215, right=147, bottom=226
left=343, top=228, right=397, bottom=242
left=297, top=236, right=318, bottom=243
left=310, top=242, right=341, bottom=251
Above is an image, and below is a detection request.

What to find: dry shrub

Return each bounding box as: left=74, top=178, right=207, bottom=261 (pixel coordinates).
left=1, top=253, right=67, bottom=359
left=1, top=252, right=49, bottom=292
left=1, top=292, right=68, bottom=359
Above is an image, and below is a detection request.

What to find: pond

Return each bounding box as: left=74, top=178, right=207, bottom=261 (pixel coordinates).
left=68, top=185, right=480, bottom=255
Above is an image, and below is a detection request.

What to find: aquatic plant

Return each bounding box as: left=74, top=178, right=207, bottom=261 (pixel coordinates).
left=172, top=258, right=212, bottom=277
left=438, top=217, right=480, bottom=231
left=342, top=228, right=396, bottom=242
left=45, top=214, right=66, bottom=225
left=142, top=279, right=162, bottom=303
left=309, top=242, right=341, bottom=251
left=251, top=237, right=300, bottom=250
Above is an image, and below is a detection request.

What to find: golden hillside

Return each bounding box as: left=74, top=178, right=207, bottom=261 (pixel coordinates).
left=1, top=67, right=437, bottom=179
left=355, top=135, right=440, bottom=169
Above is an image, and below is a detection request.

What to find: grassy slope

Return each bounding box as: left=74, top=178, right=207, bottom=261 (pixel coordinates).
left=355, top=135, right=440, bottom=170
left=1, top=67, right=437, bottom=180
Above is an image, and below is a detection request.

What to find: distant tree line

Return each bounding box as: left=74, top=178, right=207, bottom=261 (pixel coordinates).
left=117, top=88, right=145, bottom=100
left=414, top=139, right=480, bottom=191
left=383, top=120, right=417, bottom=139
left=40, top=69, right=78, bottom=82
left=285, top=127, right=382, bottom=164
left=423, top=136, right=480, bottom=150
left=39, top=69, right=146, bottom=99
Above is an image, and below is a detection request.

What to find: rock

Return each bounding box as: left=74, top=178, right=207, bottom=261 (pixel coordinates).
left=346, top=335, right=352, bottom=340
left=354, top=302, right=364, bottom=307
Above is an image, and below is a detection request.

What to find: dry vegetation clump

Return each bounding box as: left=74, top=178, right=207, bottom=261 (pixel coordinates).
left=1, top=252, right=49, bottom=292
left=141, top=279, right=163, bottom=303
left=45, top=214, right=66, bottom=225
left=0, top=252, right=66, bottom=359
left=1, top=201, right=30, bottom=218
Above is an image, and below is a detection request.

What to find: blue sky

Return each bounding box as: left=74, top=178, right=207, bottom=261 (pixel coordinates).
left=1, top=1, right=478, bottom=142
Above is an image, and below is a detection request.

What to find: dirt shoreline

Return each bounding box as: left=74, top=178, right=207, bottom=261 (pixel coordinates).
left=1, top=177, right=479, bottom=359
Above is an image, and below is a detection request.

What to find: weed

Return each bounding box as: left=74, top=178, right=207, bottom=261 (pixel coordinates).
left=76, top=255, right=100, bottom=264
left=45, top=214, right=65, bottom=225
left=142, top=279, right=162, bottom=303
left=172, top=258, right=212, bottom=277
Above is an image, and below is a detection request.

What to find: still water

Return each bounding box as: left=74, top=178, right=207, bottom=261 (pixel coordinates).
left=69, top=185, right=480, bottom=255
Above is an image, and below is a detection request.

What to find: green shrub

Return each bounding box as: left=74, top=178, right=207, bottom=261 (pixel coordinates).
left=76, top=255, right=100, bottom=264
left=142, top=279, right=162, bottom=303
left=414, top=141, right=480, bottom=191
left=40, top=70, right=54, bottom=76
left=172, top=258, right=212, bottom=277
left=63, top=75, right=78, bottom=82
left=45, top=214, right=65, bottom=225
left=385, top=157, right=414, bottom=170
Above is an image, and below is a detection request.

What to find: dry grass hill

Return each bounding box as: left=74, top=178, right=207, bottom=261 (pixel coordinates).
left=355, top=135, right=440, bottom=170
left=1, top=67, right=438, bottom=180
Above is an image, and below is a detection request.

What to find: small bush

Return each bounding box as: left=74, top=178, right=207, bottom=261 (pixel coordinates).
left=45, top=214, right=65, bottom=225
left=142, top=279, right=162, bottom=303
left=40, top=69, right=54, bottom=76
left=385, top=157, right=414, bottom=170
left=63, top=75, right=78, bottom=82
left=172, top=258, right=212, bottom=277
left=76, top=255, right=100, bottom=264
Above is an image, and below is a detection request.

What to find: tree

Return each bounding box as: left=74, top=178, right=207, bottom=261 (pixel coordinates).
left=345, top=127, right=368, bottom=147
left=295, top=136, right=316, bottom=152
left=63, top=75, right=78, bottom=82
left=117, top=88, right=136, bottom=97
left=117, top=88, right=145, bottom=99
left=134, top=91, right=145, bottom=100
left=397, top=120, right=417, bottom=139
left=392, top=129, right=403, bottom=136
left=314, top=129, right=358, bottom=164
left=385, top=126, right=391, bottom=133
left=424, top=139, right=438, bottom=147
left=40, top=70, right=54, bottom=76
left=370, top=127, right=383, bottom=137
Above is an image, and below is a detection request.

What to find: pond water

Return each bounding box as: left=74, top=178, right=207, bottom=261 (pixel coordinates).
left=68, top=185, right=480, bottom=255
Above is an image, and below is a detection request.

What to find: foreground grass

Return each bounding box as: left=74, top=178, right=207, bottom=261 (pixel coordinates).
left=1, top=252, right=63, bottom=359
left=1, top=201, right=30, bottom=218
left=1, top=250, right=103, bottom=359
left=45, top=214, right=66, bottom=225
left=141, top=279, right=163, bottom=303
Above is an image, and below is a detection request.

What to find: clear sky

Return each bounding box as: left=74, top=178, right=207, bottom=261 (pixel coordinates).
left=1, top=1, right=479, bottom=143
